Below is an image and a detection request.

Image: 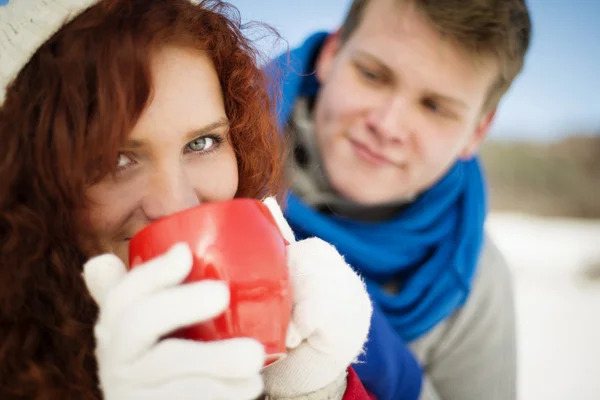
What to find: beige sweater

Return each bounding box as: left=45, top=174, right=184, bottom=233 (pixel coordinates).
left=411, top=236, right=516, bottom=400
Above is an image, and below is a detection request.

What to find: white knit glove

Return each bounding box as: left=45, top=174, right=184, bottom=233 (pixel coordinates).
left=261, top=198, right=373, bottom=399
left=82, top=243, right=266, bottom=400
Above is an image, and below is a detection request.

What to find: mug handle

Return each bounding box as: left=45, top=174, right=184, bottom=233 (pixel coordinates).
left=262, top=197, right=296, bottom=244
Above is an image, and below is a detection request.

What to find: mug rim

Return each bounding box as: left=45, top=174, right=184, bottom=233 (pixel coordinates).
left=129, top=198, right=268, bottom=250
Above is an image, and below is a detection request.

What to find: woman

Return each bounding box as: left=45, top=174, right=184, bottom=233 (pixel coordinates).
left=0, top=1, right=373, bottom=399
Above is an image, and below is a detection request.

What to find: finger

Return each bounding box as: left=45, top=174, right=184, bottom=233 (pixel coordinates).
left=285, top=321, right=303, bottom=349
left=129, top=375, right=264, bottom=400
left=122, top=338, right=265, bottom=383
left=83, top=253, right=128, bottom=307
left=285, top=238, right=335, bottom=279
left=103, top=243, right=193, bottom=322
left=110, top=280, right=230, bottom=361
left=262, top=196, right=296, bottom=243
left=289, top=301, right=320, bottom=344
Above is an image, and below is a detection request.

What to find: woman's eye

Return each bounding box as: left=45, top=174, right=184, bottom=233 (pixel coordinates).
left=359, top=67, right=380, bottom=82
left=117, top=153, right=134, bottom=170
left=187, top=137, right=214, bottom=152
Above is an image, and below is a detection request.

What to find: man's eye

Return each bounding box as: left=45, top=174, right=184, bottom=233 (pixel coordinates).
left=424, top=99, right=441, bottom=113
left=359, top=66, right=381, bottom=82
left=423, top=100, right=447, bottom=115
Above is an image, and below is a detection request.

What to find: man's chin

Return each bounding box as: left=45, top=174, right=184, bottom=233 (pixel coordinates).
left=325, top=159, right=413, bottom=204
left=336, top=183, right=388, bottom=205
left=332, top=178, right=415, bottom=206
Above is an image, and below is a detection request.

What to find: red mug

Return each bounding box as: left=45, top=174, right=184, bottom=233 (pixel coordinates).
left=128, top=198, right=292, bottom=365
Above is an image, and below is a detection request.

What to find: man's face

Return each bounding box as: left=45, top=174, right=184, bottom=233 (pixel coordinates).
left=313, top=0, right=498, bottom=204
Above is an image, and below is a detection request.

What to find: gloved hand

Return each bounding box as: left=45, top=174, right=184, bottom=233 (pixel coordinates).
left=261, top=197, right=373, bottom=399
left=83, top=243, right=265, bottom=400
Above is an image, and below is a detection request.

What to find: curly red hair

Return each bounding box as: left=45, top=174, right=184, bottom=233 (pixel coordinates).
left=0, top=0, right=284, bottom=397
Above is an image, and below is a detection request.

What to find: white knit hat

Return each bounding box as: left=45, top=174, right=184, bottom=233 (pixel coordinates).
left=0, top=0, right=99, bottom=104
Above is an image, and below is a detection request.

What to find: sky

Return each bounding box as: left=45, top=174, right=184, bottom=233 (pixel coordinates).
left=229, top=0, right=600, bottom=142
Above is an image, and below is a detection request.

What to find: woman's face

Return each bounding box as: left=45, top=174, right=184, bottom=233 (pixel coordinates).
left=86, top=46, right=239, bottom=265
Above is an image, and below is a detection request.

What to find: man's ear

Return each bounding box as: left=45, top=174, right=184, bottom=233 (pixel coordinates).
left=315, top=30, right=342, bottom=84
left=460, top=108, right=496, bottom=159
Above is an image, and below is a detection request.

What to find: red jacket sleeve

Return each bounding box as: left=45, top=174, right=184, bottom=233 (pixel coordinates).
left=343, top=367, right=376, bottom=400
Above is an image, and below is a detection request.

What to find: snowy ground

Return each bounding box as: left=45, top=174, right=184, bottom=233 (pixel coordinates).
left=486, top=212, right=600, bottom=400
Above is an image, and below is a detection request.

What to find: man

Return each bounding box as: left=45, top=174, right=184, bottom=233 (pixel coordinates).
left=268, top=0, right=531, bottom=399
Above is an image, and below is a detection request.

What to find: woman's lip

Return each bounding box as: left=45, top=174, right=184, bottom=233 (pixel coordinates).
left=349, top=138, right=395, bottom=167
